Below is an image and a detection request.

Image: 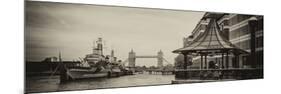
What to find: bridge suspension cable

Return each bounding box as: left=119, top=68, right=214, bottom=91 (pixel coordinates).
left=121, top=58, right=129, bottom=66
left=162, top=57, right=172, bottom=65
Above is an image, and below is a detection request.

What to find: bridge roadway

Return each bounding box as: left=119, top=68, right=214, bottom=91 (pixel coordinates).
left=134, top=56, right=159, bottom=58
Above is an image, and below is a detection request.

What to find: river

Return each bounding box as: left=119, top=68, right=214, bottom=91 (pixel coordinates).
left=26, top=73, right=175, bottom=93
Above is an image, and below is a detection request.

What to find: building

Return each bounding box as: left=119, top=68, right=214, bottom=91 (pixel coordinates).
left=176, top=15, right=211, bottom=69
left=181, top=12, right=263, bottom=69
left=228, top=14, right=263, bottom=68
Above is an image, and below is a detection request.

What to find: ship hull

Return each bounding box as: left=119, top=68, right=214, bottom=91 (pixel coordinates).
left=66, top=68, right=109, bottom=80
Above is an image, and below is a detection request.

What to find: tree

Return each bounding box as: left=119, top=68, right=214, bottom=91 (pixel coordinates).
left=174, top=54, right=192, bottom=69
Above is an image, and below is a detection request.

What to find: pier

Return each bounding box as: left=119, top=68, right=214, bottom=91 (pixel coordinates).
left=26, top=61, right=81, bottom=76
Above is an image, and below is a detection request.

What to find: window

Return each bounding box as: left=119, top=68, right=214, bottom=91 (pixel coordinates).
left=257, top=19, right=264, bottom=31
left=234, top=40, right=250, bottom=50
left=230, top=25, right=250, bottom=39
left=229, top=14, right=252, bottom=26
left=256, top=37, right=263, bottom=48
left=222, top=29, right=229, bottom=40
left=223, top=20, right=229, bottom=26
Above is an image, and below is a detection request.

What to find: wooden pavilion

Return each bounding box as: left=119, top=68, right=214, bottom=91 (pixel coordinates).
left=172, top=16, right=260, bottom=79
left=173, top=17, right=248, bottom=70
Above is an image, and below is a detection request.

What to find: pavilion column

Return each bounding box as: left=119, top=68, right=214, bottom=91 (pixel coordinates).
left=221, top=53, right=224, bottom=69
left=236, top=54, right=240, bottom=68
left=183, top=53, right=188, bottom=70
left=231, top=53, right=238, bottom=68
left=239, top=55, right=243, bottom=68
left=218, top=58, right=221, bottom=69
left=183, top=53, right=188, bottom=79
left=204, top=55, right=207, bottom=69
left=229, top=58, right=233, bottom=69
left=226, top=52, right=229, bottom=69
left=215, top=57, right=218, bottom=68
left=200, top=54, right=203, bottom=69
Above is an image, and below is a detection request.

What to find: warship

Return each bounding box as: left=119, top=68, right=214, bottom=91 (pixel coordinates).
left=63, top=38, right=124, bottom=80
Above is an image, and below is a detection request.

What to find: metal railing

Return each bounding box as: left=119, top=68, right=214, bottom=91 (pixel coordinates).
left=174, top=68, right=263, bottom=80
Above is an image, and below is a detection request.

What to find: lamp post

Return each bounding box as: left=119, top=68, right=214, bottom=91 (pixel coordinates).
left=248, top=17, right=258, bottom=68
left=183, top=53, right=188, bottom=79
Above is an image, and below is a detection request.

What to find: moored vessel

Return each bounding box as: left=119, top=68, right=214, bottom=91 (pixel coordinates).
left=61, top=38, right=123, bottom=81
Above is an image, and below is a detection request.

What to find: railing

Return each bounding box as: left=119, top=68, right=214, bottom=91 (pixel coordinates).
left=174, top=68, right=263, bottom=80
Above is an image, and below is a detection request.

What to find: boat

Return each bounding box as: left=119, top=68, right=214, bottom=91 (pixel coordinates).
left=63, top=38, right=122, bottom=80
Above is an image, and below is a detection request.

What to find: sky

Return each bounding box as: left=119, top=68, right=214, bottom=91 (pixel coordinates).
left=25, top=1, right=204, bottom=66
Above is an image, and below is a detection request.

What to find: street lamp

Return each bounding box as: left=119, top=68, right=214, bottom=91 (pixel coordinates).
left=248, top=16, right=258, bottom=68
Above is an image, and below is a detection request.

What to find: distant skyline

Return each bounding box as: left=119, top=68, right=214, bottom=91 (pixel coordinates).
left=25, top=1, right=204, bottom=66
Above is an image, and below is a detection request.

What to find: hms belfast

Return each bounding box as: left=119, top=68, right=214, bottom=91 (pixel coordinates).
left=60, top=38, right=129, bottom=82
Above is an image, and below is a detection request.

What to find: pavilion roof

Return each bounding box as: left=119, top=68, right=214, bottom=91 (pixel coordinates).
left=173, top=18, right=248, bottom=54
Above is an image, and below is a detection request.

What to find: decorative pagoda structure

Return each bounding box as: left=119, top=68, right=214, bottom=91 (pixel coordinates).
left=173, top=16, right=248, bottom=70
left=172, top=13, right=262, bottom=80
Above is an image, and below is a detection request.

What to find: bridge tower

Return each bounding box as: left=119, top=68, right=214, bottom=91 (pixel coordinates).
left=157, top=50, right=164, bottom=68
left=128, top=49, right=136, bottom=67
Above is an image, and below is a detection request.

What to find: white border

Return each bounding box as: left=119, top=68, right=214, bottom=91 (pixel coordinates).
left=1, top=0, right=280, bottom=94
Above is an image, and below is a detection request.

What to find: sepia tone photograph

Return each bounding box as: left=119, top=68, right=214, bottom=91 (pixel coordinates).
left=25, top=0, right=263, bottom=93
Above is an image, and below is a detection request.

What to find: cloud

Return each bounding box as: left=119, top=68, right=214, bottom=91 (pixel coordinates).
left=25, top=1, right=204, bottom=66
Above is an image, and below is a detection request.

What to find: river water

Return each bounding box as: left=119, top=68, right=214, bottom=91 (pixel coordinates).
left=26, top=73, right=175, bottom=93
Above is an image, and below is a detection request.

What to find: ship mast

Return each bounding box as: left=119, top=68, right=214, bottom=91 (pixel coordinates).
left=59, top=51, right=62, bottom=62
left=92, top=41, right=96, bottom=54
left=96, top=37, right=103, bottom=55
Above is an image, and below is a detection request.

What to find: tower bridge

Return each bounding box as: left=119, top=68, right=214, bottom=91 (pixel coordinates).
left=128, top=49, right=164, bottom=68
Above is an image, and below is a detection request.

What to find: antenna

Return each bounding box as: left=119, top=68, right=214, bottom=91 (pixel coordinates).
left=103, top=40, right=108, bottom=51
left=59, top=50, right=62, bottom=62
left=92, top=40, right=96, bottom=54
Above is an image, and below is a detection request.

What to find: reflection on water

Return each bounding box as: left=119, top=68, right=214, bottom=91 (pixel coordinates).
left=26, top=74, right=175, bottom=93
